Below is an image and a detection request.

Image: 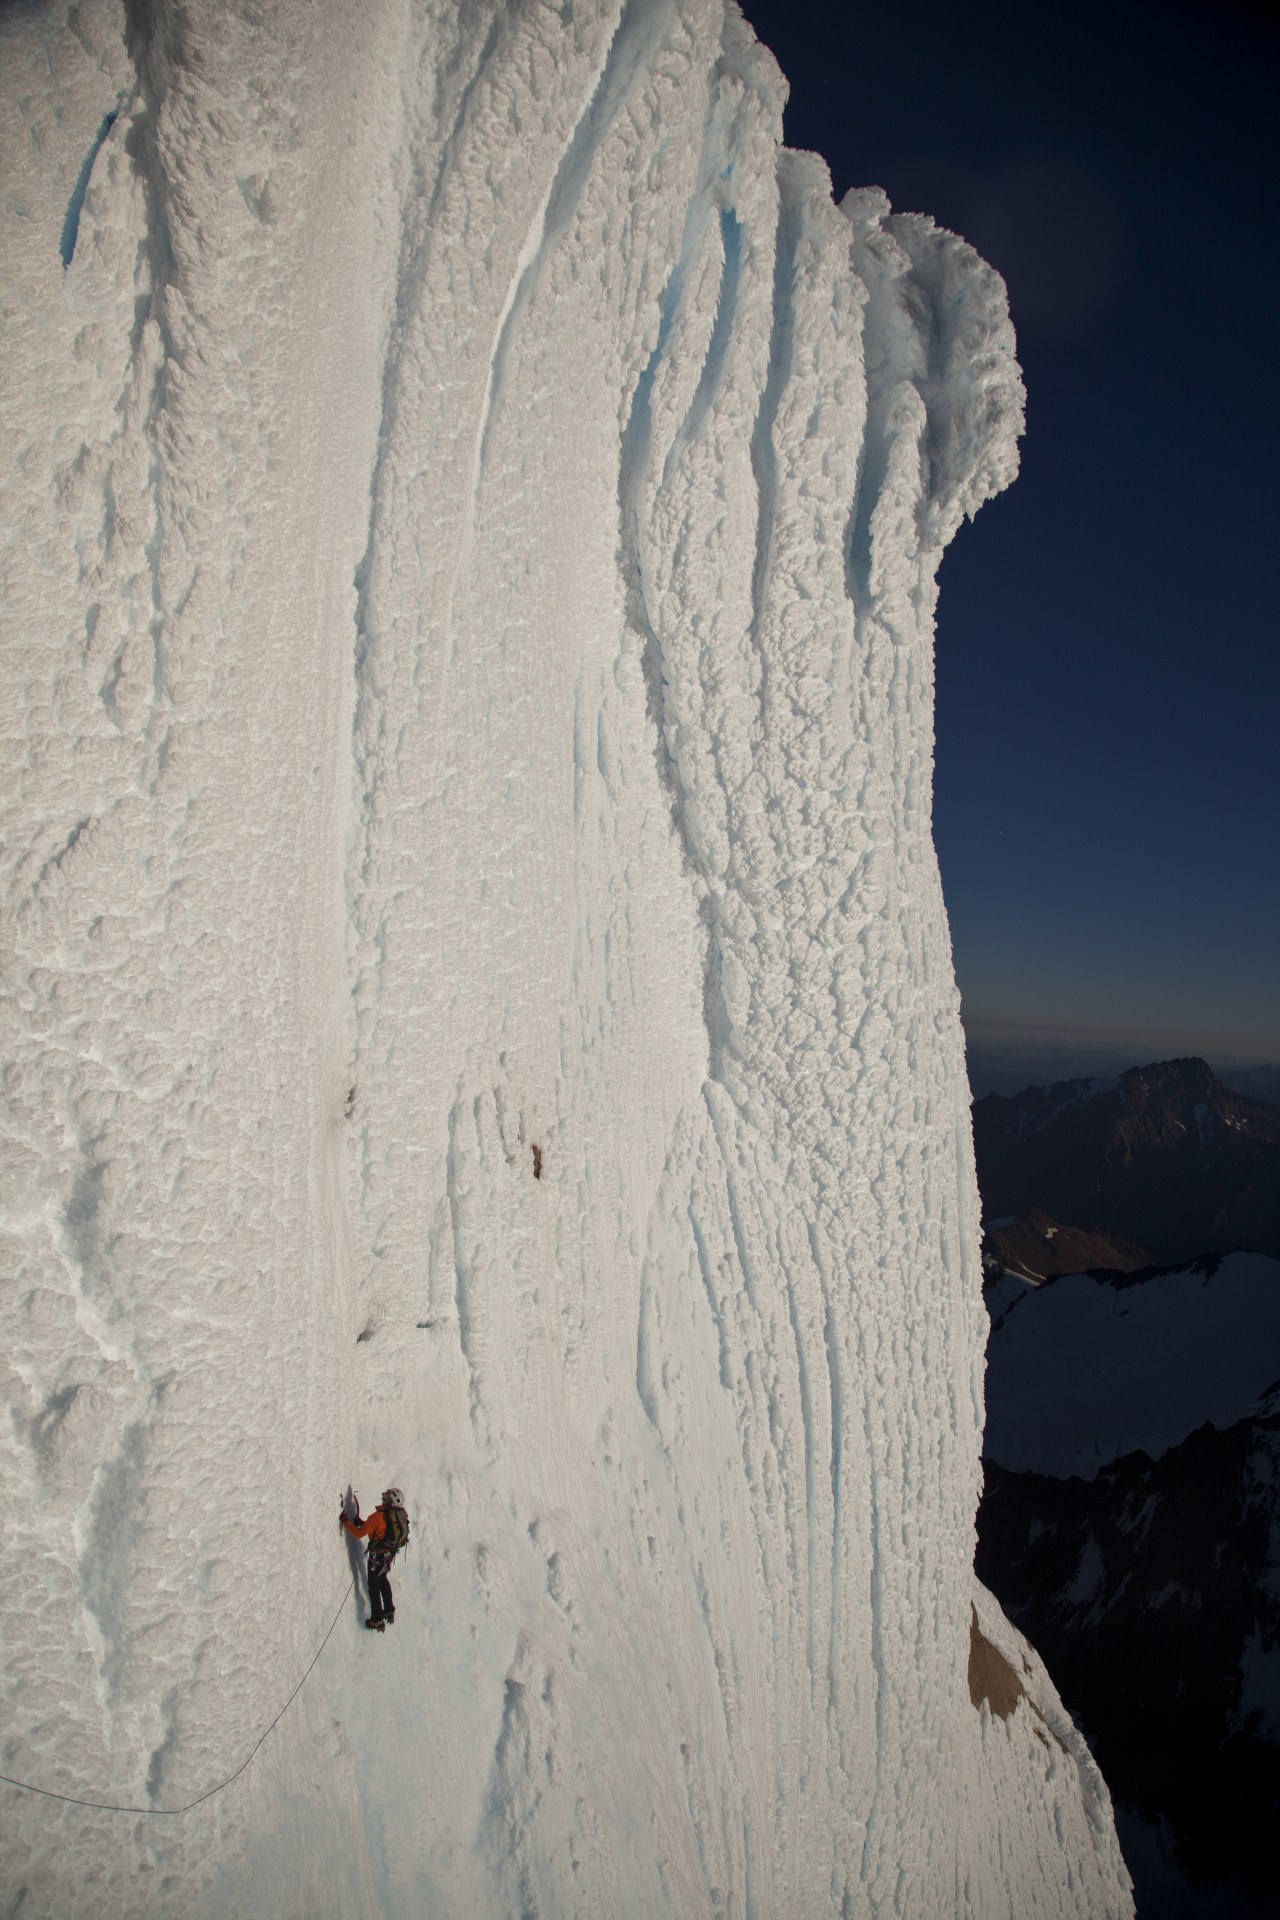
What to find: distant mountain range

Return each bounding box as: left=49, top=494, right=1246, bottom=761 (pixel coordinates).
left=972, top=1056, right=1280, bottom=1266
left=965, top=1036, right=1280, bottom=1108
left=974, top=1058, right=1280, bottom=1916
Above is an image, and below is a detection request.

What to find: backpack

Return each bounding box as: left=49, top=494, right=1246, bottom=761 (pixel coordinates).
left=381, top=1489, right=410, bottom=1560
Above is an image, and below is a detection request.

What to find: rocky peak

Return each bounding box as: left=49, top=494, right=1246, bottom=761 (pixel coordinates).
left=973, top=1058, right=1280, bottom=1264
left=1111, top=1057, right=1278, bottom=1160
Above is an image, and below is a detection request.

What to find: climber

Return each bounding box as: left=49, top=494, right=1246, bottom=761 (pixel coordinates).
left=341, top=1488, right=410, bottom=1631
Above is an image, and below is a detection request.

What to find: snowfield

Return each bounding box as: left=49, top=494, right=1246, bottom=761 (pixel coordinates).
left=1, top=1, right=1131, bottom=1914
left=985, top=1251, right=1280, bottom=1480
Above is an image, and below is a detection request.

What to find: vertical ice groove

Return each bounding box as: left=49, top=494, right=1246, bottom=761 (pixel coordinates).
left=96, top=81, right=173, bottom=796
left=351, top=1, right=527, bottom=1004
left=474, top=0, right=675, bottom=480
left=621, top=64, right=792, bottom=1106
left=60, top=98, right=124, bottom=267
left=810, top=1251, right=844, bottom=1500
left=618, top=64, right=720, bottom=843
left=446, top=1095, right=485, bottom=1450
left=747, top=150, right=798, bottom=650
left=689, top=1207, right=732, bottom=1392
left=617, top=44, right=724, bottom=507
left=704, top=1089, right=760, bottom=1310
left=660, top=205, right=743, bottom=491
left=635, top=1267, right=661, bottom=1426
left=850, top=1277, right=889, bottom=1899
left=620, top=294, right=747, bottom=1107
left=782, top=1256, right=818, bottom=1687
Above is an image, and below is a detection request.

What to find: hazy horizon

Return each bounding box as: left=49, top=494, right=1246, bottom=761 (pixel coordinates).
left=964, top=1015, right=1279, bottom=1072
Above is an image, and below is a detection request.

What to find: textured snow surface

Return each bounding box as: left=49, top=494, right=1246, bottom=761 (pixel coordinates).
left=1, top=1, right=1130, bottom=1913
left=985, top=1253, right=1280, bottom=1479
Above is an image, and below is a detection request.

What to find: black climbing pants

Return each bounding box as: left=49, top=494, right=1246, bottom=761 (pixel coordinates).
left=368, top=1553, right=394, bottom=1620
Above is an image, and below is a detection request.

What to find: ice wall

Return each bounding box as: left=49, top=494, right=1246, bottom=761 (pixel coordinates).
left=0, top=1, right=1131, bottom=1913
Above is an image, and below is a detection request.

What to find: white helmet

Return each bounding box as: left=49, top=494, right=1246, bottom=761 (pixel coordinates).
left=382, top=1487, right=405, bottom=1508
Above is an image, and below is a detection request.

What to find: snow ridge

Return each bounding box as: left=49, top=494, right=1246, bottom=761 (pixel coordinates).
left=1, top=2, right=1127, bottom=1916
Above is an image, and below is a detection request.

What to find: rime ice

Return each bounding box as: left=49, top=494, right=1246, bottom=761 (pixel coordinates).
left=0, top=1, right=1131, bottom=1913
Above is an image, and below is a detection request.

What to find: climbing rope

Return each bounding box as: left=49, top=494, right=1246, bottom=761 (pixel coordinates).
left=0, top=1573, right=356, bottom=1816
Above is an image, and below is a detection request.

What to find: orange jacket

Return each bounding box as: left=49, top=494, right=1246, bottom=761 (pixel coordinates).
left=342, top=1506, right=386, bottom=1544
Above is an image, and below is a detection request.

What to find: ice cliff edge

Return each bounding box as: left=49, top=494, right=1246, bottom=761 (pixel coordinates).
left=0, top=0, right=1130, bottom=1912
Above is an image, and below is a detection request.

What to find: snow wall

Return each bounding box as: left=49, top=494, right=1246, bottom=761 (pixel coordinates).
left=0, top=1, right=1132, bottom=1914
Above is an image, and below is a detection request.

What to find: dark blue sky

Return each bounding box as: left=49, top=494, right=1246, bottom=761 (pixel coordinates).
left=739, top=0, right=1278, bottom=1064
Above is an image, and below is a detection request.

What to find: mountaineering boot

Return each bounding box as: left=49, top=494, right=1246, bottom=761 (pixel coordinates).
left=365, top=1617, right=386, bottom=1632
left=384, top=1610, right=395, bottom=1625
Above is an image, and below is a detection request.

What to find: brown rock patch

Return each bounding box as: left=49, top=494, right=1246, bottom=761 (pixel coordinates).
left=968, top=1606, right=1026, bottom=1719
